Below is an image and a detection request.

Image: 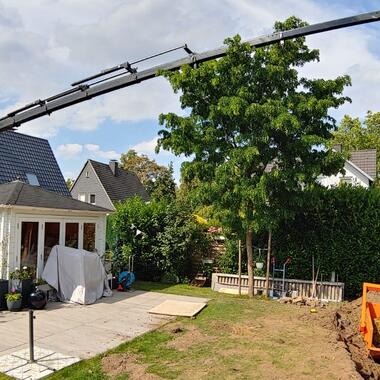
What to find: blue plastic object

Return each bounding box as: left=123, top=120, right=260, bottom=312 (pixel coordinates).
left=118, top=271, right=135, bottom=290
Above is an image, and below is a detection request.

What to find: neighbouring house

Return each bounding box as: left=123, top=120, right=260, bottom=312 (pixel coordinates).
left=0, top=181, right=110, bottom=279
left=0, top=131, right=112, bottom=279
left=318, top=145, right=377, bottom=188
left=71, top=159, right=149, bottom=210
left=0, top=130, right=70, bottom=196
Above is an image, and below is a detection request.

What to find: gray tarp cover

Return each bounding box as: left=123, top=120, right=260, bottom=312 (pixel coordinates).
left=42, top=245, right=112, bottom=304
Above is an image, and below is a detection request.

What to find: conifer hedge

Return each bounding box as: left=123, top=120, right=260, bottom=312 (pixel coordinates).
left=272, top=186, right=380, bottom=298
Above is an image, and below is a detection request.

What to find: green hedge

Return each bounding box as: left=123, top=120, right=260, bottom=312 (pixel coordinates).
left=271, top=185, right=380, bottom=298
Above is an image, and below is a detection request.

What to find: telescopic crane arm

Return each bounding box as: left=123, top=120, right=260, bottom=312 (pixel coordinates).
left=0, top=10, right=380, bottom=132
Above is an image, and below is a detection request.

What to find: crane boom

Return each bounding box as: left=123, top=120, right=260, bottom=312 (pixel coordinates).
left=1, top=10, right=380, bottom=132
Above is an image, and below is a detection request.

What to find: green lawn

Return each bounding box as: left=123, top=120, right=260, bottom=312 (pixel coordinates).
left=0, top=282, right=354, bottom=379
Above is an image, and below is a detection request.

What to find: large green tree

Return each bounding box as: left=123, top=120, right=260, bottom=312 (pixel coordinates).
left=332, top=111, right=380, bottom=178
left=120, top=149, right=176, bottom=200
left=157, top=17, right=350, bottom=297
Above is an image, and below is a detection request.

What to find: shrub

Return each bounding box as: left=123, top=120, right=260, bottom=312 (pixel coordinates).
left=109, top=197, right=210, bottom=282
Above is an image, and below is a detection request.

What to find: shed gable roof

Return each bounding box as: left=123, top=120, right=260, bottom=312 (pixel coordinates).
left=0, top=181, right=111, bottom=212
left=0, top=131, right=70, bottom=196
left=89, top=160, right=149, bottom=203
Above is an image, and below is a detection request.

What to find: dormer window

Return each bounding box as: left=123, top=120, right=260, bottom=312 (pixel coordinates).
left=26, top=173, right=40, bottom=186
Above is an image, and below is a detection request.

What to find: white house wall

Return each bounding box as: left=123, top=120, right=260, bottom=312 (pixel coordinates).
left=318, top=162, right=370, bottom=188
left=0, top=208, right=11, bottom=279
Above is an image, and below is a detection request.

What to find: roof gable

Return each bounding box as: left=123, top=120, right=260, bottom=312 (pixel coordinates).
left=0, top=181, right=111, bottom=212
left=89, top=160, right=149, bottom=203
left=0, top=131, right=69, bottom=196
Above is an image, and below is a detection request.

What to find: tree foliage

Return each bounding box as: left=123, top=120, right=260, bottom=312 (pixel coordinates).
left=331, top=112, right=380, bottom=178
left=120, top=149, right=176, bottom=200
left=65, top=178, right=74, bottom=191
left=157, top=17, right=350, bottom=296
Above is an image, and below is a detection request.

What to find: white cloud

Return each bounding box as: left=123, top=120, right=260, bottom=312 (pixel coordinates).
left=130, top=137, right=159, bottom=156
left=57, top=143, right=83, bottom=157
left=56, top=142, right=120, bottom=160
left=84, top=144, right=100, bottom=152
left=0, top=0, right=379, bottom=139
left=84, top=144, right=120, bottom=159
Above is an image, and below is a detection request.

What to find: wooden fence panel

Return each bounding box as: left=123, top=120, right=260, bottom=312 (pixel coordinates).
left=211, top=273, right=344, bottom=302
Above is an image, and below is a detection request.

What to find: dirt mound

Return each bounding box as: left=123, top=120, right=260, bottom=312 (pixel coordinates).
left=334, top=297, right=380, bottom=379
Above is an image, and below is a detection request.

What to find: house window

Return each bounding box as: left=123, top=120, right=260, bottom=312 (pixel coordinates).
left=83, top=223, right=96, bottom=252
left=44, top=222, right=60, bottom=264
left=65, top=223, right=79, bottom=249
left=90, top=194, right=96, bottom=204
left=340, top=176, right=353, bottom=185
left=26, top=173, right=40, bottom=186
left=78, top=193, right=86, bottom=202
left=85, top=171, right=89, bottom=178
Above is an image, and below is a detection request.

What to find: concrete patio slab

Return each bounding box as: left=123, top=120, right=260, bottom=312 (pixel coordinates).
left=0, top=347, right=80, bottom=379
left=0, top=291, right=209, bottom=361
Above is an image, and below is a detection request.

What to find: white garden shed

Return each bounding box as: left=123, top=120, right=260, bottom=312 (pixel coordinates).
left=0, top=181, right=111, bottom=279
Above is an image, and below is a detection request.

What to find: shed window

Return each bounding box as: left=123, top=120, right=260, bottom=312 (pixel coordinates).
left=83, top=223, right=96, bottom=252
left=65, top=223, right=79, bottom=249
left=20, top=222, right=38, bottom=277
left=44, top=222, right=60, bottom=264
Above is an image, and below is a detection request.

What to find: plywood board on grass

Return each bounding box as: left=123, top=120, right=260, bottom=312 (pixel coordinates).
left=149, top=300, right=207, bottom=317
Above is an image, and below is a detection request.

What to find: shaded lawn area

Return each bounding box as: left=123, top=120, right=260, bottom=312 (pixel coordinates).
left=0, top=281, right=357, bottom=380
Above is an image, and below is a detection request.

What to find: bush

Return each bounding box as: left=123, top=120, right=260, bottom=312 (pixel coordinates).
left=109, top=197, right=210, bottom=282
left=217, top=239, right=244, bottom=274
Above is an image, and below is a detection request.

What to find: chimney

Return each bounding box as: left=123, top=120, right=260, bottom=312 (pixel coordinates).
left=333, top=144, right=342, bottom=153
left=109, top=160, right=118, bottom=176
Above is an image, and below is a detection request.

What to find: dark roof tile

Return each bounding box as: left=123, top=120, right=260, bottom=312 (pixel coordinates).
left=349, top=149, right=377, bottom=179
left=0, top=131, right=70, bottom=196
left=89, top=160, right=149, bottom=202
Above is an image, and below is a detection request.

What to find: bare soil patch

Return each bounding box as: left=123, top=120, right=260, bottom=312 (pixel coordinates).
left=164, top=324, right=215, bottom=351
left=163, top=304, right=360, bottom=379
left=101, top=352, right=162, bottom=379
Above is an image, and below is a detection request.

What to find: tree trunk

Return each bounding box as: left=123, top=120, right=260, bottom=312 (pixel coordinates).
left=264, top=230, right=272, bottom=297
left=246, top=228, right=254, bottom=298
left=238, top=240, right=242, bottom=296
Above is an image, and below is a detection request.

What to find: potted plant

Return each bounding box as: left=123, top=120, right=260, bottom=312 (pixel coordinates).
left=5, top=289, right=22, bottom=311
left=255, top=249, right=265, bottom=270
left=10, top=267, right=34, bottom=308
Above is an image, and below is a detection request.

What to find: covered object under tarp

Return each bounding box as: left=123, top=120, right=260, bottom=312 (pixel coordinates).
left=42, top=245, right=112, bottom=304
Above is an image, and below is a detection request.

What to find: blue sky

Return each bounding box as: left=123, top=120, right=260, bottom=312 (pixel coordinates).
left=1, top=0, right=380, bottom=182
